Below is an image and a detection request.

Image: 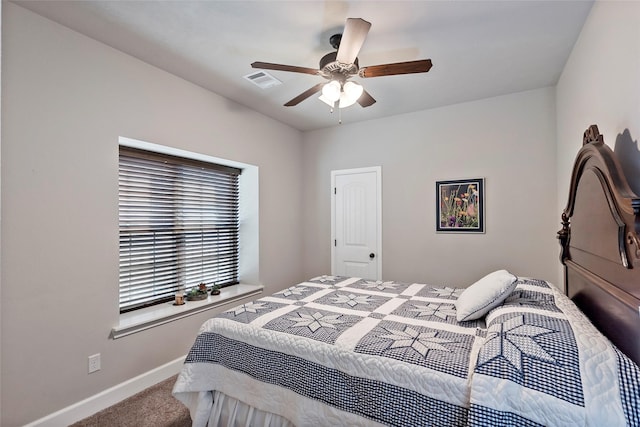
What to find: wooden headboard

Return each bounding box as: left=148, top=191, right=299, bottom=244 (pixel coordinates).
left=558, top=124, right=640, bottom=366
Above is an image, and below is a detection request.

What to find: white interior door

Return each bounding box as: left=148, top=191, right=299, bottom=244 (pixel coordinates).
left=331, top=167, right=381, bottom=280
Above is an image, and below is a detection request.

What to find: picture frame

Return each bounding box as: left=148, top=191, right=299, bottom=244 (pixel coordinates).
left=436, top=178, right=485, bottom=233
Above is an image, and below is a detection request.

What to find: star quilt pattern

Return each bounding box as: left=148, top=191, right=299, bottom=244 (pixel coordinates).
left=174, top=276, right=640, bottom=427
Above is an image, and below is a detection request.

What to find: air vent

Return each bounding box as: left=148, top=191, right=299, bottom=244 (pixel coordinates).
left=243, top=71, right=282, bottom=89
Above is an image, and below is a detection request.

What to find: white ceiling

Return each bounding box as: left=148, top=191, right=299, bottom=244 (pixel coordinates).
left=13, top=0, right=593, bottom=132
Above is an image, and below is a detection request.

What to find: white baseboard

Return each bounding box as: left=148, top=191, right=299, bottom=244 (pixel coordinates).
left=24, top=355, right=186, bottom=427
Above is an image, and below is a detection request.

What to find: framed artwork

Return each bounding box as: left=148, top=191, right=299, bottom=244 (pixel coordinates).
left=436, top=178, right=485, bottom=233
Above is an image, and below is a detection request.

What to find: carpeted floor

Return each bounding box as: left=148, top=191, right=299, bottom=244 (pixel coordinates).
left=70, top=375, right=191, bottom=427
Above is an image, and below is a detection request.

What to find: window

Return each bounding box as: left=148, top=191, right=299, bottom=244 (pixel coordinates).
left=118, top=146, right=241, bottom=313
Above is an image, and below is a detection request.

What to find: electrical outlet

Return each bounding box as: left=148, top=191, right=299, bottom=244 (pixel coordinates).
left=88, top=353, right=101, bottom=373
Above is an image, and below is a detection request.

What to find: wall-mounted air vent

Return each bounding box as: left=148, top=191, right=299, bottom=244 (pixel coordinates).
left=243, top=71, right=282, bottom=89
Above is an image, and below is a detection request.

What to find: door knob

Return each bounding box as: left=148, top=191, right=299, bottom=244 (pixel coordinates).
left=369, top=253, right=375, bottom=259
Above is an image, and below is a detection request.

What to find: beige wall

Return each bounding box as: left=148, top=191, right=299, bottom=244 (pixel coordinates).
left=557, top=1, right=640, bottom=212
left=301, top=87, right=559, bottom=288
left=1, top=4, right=304, bottom=425
left=0, top=0, right=3, bottom=422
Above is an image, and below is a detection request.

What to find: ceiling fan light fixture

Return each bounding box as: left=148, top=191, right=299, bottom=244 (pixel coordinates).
left=338, top=93, right=358, bottom=108
left=322, top=80, right=341, bottom=102
left=334, top=81, right=363, bottom=108
left=319, top=80, right=363, bottom=109
left=343, top=81, right=363, bottom=100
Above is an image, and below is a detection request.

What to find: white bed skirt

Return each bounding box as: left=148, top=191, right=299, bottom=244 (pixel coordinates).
left=179, top=389, right=295, bottom=427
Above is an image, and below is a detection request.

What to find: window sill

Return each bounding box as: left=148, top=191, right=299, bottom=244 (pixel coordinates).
left=111, top=284, right=263, bottom=339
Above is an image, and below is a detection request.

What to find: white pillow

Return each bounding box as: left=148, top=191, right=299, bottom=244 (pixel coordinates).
left=455, top=270, right=518, bottom=321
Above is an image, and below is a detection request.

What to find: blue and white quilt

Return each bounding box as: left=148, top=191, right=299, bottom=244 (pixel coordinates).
left=173, top=276, right=640, bottom=427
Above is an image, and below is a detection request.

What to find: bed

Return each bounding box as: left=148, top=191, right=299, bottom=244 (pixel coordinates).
left=173, top=125, right=640, bottom=426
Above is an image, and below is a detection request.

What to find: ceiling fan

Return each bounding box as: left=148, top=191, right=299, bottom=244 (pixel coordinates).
left=251, top=18, right=433, bottom=109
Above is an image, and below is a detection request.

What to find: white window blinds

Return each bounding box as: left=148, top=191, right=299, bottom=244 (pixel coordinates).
left=118, top=146, right=241, bottom=313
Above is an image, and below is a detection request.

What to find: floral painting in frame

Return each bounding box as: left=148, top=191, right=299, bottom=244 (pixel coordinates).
left=436, top=178, right=485, bottom=233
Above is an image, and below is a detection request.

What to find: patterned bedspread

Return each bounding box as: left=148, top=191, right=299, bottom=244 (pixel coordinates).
left=173, top=276, right=640, bottom=427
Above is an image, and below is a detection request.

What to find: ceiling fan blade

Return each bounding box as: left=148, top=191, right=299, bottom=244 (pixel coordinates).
left=251, top=61, right=319, bottom=76
left=284, top=83, right=325, bottom=107
left=357, top=89, right=376, bottom=108
left=336, top=18, right=371, bottom=64
left=359, top=59, right=433, bottom=78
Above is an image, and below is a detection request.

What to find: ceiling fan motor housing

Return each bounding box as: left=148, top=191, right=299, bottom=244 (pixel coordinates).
left=319, top=51, right=359, bottom=81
